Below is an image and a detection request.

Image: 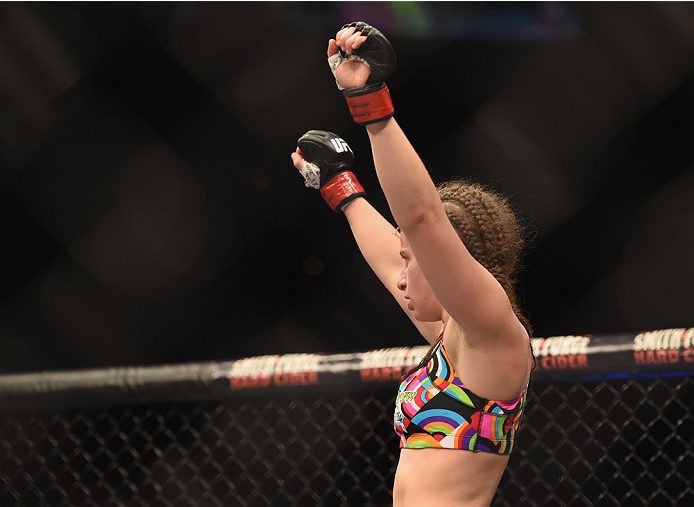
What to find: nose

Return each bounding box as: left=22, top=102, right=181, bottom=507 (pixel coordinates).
left=396, top=266, right=407, bottom=292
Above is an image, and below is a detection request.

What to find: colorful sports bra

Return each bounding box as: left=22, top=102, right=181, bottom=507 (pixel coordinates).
left=394, top=338, right=527, bottom=453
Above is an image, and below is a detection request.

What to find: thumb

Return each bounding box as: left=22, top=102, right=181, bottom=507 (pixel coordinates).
left=290, top=149, right=305, bottom=171
left=327, top=38, right=339, bottom=57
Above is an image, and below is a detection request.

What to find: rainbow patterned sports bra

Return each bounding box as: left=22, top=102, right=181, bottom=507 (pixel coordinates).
left=394, top=338, right=527, bottom=453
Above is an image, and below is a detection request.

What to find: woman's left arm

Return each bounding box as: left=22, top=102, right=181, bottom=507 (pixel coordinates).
left=365, top=119, right=522, bottom=346
left=333, top=24, right=526, bottom=348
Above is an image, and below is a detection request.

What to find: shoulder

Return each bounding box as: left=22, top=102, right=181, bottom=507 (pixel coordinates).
left=447, top=313, right=529, bottom=354
left=443, top=317, right=531, bottom=400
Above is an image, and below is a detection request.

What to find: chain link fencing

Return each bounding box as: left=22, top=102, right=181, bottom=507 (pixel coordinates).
left=1, top=331, right=693, bottom=506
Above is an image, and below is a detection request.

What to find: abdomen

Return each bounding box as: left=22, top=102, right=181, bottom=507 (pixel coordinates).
left=393, top=448, right=509, bottom=507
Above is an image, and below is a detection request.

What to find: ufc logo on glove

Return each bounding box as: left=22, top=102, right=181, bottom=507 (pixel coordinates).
left=330, top=138, right=352, bottom=153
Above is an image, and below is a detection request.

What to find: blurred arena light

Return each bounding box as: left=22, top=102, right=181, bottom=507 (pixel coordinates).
left=274, top=2, right=580, bottom=41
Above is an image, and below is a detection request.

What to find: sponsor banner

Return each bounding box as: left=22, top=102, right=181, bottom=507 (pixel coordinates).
left=633, top=328, right=694, bottom=367
left=222, top=346, right=429, bottom=391
left=227, top=353, right=322, bottom=390
left=358, top=346, right=429, bottom=383
left=219, top=329, right=694, bottom=390
left=532, top=328, right=694, bottom=374
left=531, top=335, right=592, bottom=372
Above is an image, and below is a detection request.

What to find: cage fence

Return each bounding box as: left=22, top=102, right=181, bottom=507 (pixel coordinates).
left=1, top=329, right=693, bottom=507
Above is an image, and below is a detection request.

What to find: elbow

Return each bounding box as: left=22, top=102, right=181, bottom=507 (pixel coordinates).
left=395, top=205, right=443, bottom=235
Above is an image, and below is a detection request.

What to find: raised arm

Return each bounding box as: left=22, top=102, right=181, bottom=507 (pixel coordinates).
left=342, top=198, right=442, bottom=343
left=331, top=23, right=526, bottom=349
left=365, top=119, right=518, bottom=344
left=290, top=131, right=442, bottom=343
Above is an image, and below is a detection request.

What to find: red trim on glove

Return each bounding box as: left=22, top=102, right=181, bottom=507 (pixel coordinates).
left=320, top=171, right=365, bottom=211
left=345, top=85, right=394, bottom=125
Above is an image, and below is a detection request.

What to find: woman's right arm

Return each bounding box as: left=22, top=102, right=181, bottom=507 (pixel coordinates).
left=290, top=145, right=441, bottom=344
left=342, top=198, right=442, bottom=344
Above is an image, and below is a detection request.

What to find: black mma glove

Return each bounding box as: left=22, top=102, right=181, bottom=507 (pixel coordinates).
left=297, top=130, right=366, bottom=212
left=329, top=21, right=396, bottom=125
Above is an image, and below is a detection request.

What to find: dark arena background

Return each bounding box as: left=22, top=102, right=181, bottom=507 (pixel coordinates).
left=0, top=3, right=692, bottom=507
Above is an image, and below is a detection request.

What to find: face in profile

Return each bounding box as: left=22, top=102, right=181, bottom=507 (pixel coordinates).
left=397, top=233, right=443, bottom=323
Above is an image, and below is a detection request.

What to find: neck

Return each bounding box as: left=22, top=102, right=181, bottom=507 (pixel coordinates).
left=439, top=312, right=451, bottom=338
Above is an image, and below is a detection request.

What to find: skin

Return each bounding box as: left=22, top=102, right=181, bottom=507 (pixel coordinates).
left=292, top=26, right=532, bottom=507
left=397, top=234, right=446, bottom=324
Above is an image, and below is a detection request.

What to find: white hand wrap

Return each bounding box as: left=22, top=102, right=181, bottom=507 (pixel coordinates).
left=300, top=160, right=321, bottom=189
left=328, top=53, right=370, bottom=91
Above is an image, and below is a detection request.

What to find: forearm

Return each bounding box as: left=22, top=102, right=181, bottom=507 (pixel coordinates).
left=328, top=22, right=523, bottom=348
left=365, top=118, right=445, bottom=232
left=342, top=197, right=401, bottom=288
left=343, top=197, right=442, bottom=343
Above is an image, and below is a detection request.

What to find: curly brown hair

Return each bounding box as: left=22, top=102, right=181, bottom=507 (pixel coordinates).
left=403, top=178, right=535, bottom=379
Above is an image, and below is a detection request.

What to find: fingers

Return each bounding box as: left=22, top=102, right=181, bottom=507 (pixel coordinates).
left=354, top=35, right=367, bottom=49
left=336, top=26, right=354, bottom=43
left=347, top=33, right=367, bottom=51
left=334, top=26, right=367, bottom=55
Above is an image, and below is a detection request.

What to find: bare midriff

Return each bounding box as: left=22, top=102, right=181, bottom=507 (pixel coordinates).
left=392, top=448, right=509, bottom=507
